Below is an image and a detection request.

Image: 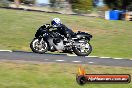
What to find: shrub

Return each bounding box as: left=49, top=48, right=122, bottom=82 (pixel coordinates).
left=50, top=0, right=56, bottom=7
left=0, top=0, right=9, bottom=7
left=70, top=0, right=93, bottom=13
left=104, top=0, right=132, bottom=10
left=21, top=0, right=35, bottom=4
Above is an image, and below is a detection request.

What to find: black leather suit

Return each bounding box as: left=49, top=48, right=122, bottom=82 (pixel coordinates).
left=56, top=24, right=74, bottom=38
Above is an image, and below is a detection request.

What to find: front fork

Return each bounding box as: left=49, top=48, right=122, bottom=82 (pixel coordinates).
left=37, top=37, right=43, bottom=44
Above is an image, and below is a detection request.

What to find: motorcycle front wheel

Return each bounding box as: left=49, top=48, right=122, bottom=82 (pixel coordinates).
left=30, top=38, right=48, bottom=54
left=73, top=42, right=92, bottom=56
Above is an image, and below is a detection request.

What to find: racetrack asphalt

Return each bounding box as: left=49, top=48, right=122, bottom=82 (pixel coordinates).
left=0, top=51, right=132, bottom=67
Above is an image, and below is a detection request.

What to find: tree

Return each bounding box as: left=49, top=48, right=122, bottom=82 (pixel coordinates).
left=50, top=0, right=56, bottom=7
left=122, top=0, right=132, bottom=10
left=0, top=0, right=9, bottom=7
left=8, top=0, right=36, bottom=4
left=104, top=0, right=132, bottom=10
left=21, top=0, right=35, bottom=4
left=70, top=0, right=93, bottom=13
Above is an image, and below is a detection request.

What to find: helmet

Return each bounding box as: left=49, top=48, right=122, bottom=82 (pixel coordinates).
left=51, top=18, right=62, bottom=27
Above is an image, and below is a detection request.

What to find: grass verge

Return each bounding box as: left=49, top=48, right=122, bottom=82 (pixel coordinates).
left=0, top=62, right=131, bottom=88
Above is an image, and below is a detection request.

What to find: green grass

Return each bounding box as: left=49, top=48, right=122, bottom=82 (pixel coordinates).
left=0, top=8, right=132, bottom=59
left=0, top=62, right=131, bottom=88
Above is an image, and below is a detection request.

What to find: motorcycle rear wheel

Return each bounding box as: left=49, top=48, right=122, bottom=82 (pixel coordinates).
left=73, top=42, right=92, bottom=56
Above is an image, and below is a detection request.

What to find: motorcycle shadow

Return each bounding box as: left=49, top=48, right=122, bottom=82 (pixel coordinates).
left=12, top=50, right=68, bottom=56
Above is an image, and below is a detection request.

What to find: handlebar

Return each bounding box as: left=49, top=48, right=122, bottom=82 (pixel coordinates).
left=42, top=24, right=57, bottom=30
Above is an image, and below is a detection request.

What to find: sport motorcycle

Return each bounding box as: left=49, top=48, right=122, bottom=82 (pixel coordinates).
left=30, top=24, right=93, bottom=56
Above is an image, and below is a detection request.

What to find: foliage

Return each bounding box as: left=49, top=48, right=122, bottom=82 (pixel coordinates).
left=7, top=0, right=14, bottom=2
left=8, top=0, right=35, bottom=4
left=50, top=0, right=67, bottom=8
left=104, top=0, right=132, bottom=10
left=50, top=0, right=56, bottom=7
left=21, top=0, right=35, bottom=4
left=70, top=0, right=93, bottom=13
left=126, top=2, right=132, bottom=10
left=0, top=0, right=9, bottom=7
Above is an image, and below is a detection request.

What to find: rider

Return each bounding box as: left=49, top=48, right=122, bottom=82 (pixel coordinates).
left=51, top=18, right=74, bottom=39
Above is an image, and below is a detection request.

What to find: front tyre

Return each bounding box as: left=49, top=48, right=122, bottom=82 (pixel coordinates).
left=30, top=38, right=48, bottom=54
left=73, top=42, right=92, bottom=56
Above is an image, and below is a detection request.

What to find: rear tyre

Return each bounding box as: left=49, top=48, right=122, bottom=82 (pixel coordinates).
left=73, top=42, right=92, bottom=56
left=30, top=38, right=48, bottom=54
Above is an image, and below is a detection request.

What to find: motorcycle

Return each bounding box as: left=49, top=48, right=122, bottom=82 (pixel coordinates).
left=30, top=24, right=93, bottom=56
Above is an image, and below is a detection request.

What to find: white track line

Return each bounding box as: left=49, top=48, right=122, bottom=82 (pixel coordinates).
left=67, top=54, right=77, bottom=56
left=100, top=57, right=111, bottom=59
left=0, top=50, right=12, bottom=52
left=44, top=59, right=48, bottom=60
left=114, top=58, right=123, bottom=60
left=88, top=62, right=94, bottom=64
left=55, top=60, right=65, bottom=62
left=72, top=61, right=82, bottom=63
left=86, top=56, right=98, bottom=58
